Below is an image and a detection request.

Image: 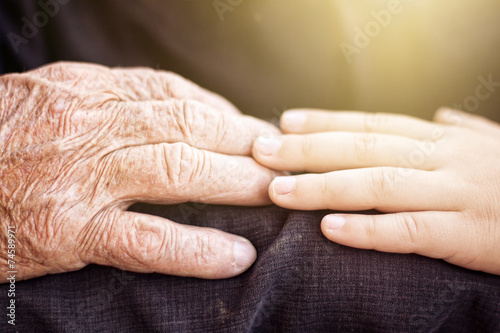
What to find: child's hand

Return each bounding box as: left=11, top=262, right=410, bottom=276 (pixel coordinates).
left=253, top=108, right=500, bottom=275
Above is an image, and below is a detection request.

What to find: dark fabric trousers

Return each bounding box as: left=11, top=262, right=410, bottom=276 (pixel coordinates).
left=2, top=203, right=500, bottom=332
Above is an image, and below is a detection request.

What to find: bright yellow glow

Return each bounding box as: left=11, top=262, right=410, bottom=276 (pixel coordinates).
left=330, top=0, right=500, bottom=121
left=214, top=0, right=500, bottom=121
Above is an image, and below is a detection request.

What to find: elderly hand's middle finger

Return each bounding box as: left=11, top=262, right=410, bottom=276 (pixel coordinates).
left=101, top=99, right=279, bottom=156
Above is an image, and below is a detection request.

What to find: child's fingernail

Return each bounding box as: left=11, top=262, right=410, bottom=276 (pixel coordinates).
left=255, top=135, right=282, bottom=155
left=281, top=111, right=306, bottom=132
left=272, top=177, right=296, bottom=196
left=324, top=215, right=346, bottom=231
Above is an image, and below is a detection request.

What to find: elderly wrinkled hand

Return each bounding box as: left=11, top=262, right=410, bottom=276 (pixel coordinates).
left=253, top=108, right=500, bottom=275
left=0, top=62, right=278, bottom=282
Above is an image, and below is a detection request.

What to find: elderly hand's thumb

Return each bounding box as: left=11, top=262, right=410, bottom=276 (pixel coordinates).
left=82, top=210, right=257, bottom=279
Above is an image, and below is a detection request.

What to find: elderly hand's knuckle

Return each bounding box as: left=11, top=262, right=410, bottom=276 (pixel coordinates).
left=16, top=216, right=52, bottom=261
left=75, top=211, right=109, bottom=256
left=101, top=220, right=166, bottom=269
left=124, top=68, right=161, bottom=99
left=49, top=61, right=74, bottom=68
left=213, top=112, right=231, bottom=149
left=129, top=224, right=168, bottom=265
left=91, top=153, right=121, bottom=197
left=131, top=220, right=179, bottom=266
left=162, top=143, right=192, bottom=187
left=162, top=227, right=216, bottom=268
left=39, top=61, right=68, bottom=75
left=144, top=224, right=216, bottom=268
left=158, top=71, right=187, bottom=97
left=164, top=224, right=213, bottom=267
left=191, top=232, right=215, bottom=266
left=162, top=143, right=209, bottom=188
left=172, top=99, right=198, bottom=139
left=33, top=61, right=83, bottom=82
left=191, top=150, right=211, bottom=184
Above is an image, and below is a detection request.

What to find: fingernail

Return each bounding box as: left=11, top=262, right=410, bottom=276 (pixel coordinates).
left=255, top=135, right=282, bottom=155
left=324, top=215, right=345, bottom=231
left=272, top=176, right=295, bottom=196
left=233, top=240, right=257, bottom=269
left=281, top=111, right=306, bottom=132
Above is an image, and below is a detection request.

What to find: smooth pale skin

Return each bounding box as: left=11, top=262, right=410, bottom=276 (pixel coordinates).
left=253, top=108, right=500, bottom=275
left=0, top=62, right=280, bottom=283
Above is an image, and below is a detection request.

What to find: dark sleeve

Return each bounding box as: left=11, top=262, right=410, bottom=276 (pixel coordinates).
left=3, top=204, right=500, bottom=332
left=0, top=0, right=51, bottom=74
left=0, top=0, right=208, bottom=76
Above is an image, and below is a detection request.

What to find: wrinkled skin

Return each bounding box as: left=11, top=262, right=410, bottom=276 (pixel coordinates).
left=0, top=62, right=279, bottom=282
left=253, top=108, right=500, bottom=275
